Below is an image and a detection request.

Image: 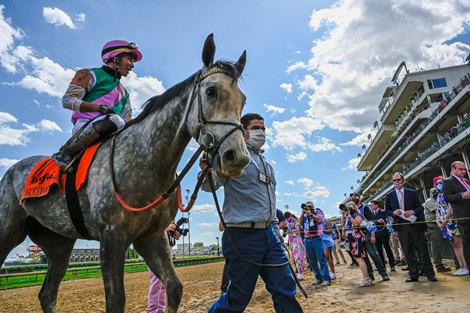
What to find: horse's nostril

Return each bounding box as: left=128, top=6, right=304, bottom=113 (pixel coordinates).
left=223, top=149, right=237, bottom=164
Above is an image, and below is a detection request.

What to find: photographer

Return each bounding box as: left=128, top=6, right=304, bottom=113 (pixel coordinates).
left=147, top=221, right=184, bottom=313
left=341, top=201, right=372, bottom=287
left=299, top=201, right=331, bottom=286
left=349, top=192, right=389, bottom=282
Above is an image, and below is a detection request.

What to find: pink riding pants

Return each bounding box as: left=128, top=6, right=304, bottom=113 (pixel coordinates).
left=147, top=270, right=166, bottom=313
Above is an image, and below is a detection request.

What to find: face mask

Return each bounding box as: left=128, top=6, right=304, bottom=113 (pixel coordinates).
left=248, top=129, right=266, bottom=149
left=351, top=198, right=360, bottom=204
left=394, top=184, right=403, bottom=190
left=436, top=183, right=443, bottom=191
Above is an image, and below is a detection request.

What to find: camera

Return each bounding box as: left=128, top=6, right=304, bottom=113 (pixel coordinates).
left=170, top=217, right=189, bottom=238
left=339, top=202, right=356, bottom=214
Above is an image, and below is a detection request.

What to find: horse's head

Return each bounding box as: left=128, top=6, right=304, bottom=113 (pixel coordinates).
left=186, top=34, right=250, bottom=178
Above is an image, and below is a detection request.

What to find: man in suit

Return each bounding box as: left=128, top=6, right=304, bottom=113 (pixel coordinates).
left=442, top=161, right=470, bottom=274
left=370, top=200, right=395, bottom=272
left=385, top=172, right=437, bottom=282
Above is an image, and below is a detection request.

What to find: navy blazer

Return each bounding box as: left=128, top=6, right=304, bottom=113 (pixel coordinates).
left=443, top=175, right=470, bottom=224
left=384, top=188, right=426, bottom=232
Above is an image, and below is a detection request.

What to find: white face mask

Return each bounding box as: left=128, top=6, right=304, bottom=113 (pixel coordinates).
left=248, top=129, right=266, bottom=149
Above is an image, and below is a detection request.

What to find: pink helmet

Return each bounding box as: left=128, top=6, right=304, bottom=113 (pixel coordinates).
left=101, top=40, right=142, bottom=64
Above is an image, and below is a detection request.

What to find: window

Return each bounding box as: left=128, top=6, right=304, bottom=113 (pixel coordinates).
left=427, top=78, right=447, bottom=89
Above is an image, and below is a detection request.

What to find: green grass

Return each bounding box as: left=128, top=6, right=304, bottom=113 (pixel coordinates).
left=0, top=256, right=223, bottom=289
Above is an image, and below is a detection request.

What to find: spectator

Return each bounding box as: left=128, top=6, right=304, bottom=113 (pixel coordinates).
left=147, top=222, right=180, bottom=313
left=435, top=174, right=469, bottom=276
left=350, top=192, right=390, bottom=281
left=443, top=161, right=470, bottom=278
left=424, top=184, right=455, bottom=272
left=342, top=202, right=372, bottom=287
left=322, top=217, right=336, bottom=279
left=385, top=172, right=436, bottom=282
left=331, top=222, right=348, bottom=265
left=201, top=112, right=303, bottom=313
left=284, top=211, right=309, bottom=280
left=299, top=201, right=331, bottom=286
left=370, top=200, right=395, bottom=272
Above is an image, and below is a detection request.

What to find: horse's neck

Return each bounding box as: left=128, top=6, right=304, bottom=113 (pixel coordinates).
left=121, top=92, right=192, bottom=180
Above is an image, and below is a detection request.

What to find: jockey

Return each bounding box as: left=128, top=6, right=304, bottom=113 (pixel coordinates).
left=52, top=40, right=142, bottom=171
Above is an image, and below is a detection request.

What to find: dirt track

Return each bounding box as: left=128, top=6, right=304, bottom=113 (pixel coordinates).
left=1, top=261, right=469, bottom=312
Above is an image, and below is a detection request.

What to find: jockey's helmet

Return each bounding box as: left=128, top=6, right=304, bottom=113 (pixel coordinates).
left=101, top=40, right=142, bottom=64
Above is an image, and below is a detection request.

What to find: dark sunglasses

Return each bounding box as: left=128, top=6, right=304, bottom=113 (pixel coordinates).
left=392, top=179, right=402, bottom=182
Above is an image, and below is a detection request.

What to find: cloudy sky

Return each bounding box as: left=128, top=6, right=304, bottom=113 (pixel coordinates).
left=1, top=0, right=470, bottom=258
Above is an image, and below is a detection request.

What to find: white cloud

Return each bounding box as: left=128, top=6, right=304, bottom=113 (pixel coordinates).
left=191, top=203, right=215, bottom=214
left=0, top=111, right=17, bottom=123
left=198, top=223, right=218, bottom=228
left=263, top=103, right=285, bottom=114
left=0, top=158, right=19, bottom=169
left=286, top=151, right=307, bottom=163
left=280, top=83, right=293, bottom=93
left=122, top=72, right=166, bottom=114
left=202, top=232, right=215, bottom=238
left=309, top=137, right=342, bottom=152
left=284, top=179, right=295, bottom=186
left=272, top=116, right=324, bottom=150
left=348, top=156, right=361, bottom=170
left=0, top=5, right=24, bottom=73
left=74, top=13, right=86, bottom=22
left=38, top=119, right=62, bottom=133
left=294, top=177, right=330, bottom=202
left=43, top=7, right=77, bottom=29
left=291, top=0, right=470, bottom=134
left=0, top=113, right=61, bottom=146
left=342, top=130, right=374, bottom=147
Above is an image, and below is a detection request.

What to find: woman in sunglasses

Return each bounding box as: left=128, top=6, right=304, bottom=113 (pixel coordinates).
left=52, top=40, right=142, bottom=171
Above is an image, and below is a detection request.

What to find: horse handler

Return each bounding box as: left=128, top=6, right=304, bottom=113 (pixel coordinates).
left=52, top=39, right=142, bottom=170
left=200, top=113, right=303, bottom=313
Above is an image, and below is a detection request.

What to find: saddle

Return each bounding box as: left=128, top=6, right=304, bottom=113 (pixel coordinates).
left=21, top=142, right=101, bottom=204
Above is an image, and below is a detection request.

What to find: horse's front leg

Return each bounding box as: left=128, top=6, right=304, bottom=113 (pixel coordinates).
left=134, top=232, right=182, bottom=313
left=100, top=229, right=128, bottom=313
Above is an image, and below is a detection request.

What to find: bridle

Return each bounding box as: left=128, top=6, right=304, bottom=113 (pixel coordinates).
left=109, top=64, right=243, bottom=212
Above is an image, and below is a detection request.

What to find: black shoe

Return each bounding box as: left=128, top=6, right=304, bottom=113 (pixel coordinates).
left=405, top=276, right=419, bottom=282
left=401, top=266, right=409, bottom=271
left=382, top=274, right=390, bottom=281
left=427, top=275, right=438, bottom=282
left=400, top=260, right=407, bottom=266
left=391, top=267, right=396, bottom=272
left=436, top=266, right=451, bottom=273
left=369, top=274, right=375, bottom=281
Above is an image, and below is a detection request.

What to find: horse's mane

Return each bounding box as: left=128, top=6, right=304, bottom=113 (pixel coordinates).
left=124, top=60, right=240, bottom=129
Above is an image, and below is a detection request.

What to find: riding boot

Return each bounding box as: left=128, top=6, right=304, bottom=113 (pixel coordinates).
left=52, top=118, right=118, bottom=171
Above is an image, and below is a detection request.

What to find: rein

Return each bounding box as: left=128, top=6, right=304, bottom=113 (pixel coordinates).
left=109, top=65, right=243, bottom=213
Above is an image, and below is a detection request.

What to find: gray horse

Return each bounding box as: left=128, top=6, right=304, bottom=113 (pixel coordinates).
left=0, top=34, right=249, bottom=313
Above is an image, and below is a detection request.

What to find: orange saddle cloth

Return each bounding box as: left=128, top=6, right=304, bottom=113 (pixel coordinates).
left=20, top=142, right=101, bottom=204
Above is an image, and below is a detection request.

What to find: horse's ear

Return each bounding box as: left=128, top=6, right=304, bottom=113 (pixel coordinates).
left=202, top=34, right=215, bottom=68
left=234, top=50, right=246, bottom=78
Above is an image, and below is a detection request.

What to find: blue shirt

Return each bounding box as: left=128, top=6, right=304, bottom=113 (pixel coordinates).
left=202, top=145, right=277, bottom=224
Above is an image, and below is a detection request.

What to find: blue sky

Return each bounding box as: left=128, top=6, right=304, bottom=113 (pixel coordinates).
left=1, top=0, right=469, bottom=258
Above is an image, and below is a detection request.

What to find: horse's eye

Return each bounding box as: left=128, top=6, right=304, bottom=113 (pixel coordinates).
left=206, top=87, right=217, bottom=98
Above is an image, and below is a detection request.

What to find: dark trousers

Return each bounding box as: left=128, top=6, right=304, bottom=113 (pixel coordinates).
left=427, top=223, right=458, bottom=268
left=375, top=231, right=395, bottom=270
left=397, top=224, right=434, bottom=278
